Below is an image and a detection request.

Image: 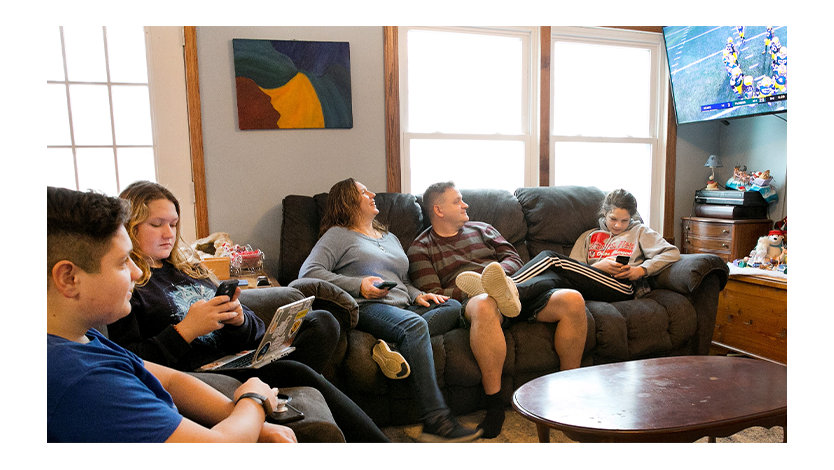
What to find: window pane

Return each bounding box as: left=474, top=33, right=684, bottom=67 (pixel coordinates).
left=553, top=142, right=653, bottom=222
left=112, top=85, right=152, bottom=145
left=409, top=139, right=525, bottom=195
left=76, top=148, right=117, bottom=195
left=552, top=41, right=651, bottom=138
left=69, top=84, right=113, bottom=145
left=407, top=30, right=523, bottom=134
left=48, top=28, right=66, bottom=81
left=107, top=26, right=148, bottom=83
left=117, top=148, right=156, bottom=189
left=45, top=148, right=78, bottom=190
left=47, top=84, right=72, bottom=146
left=63, top=26, right=107, bottom=82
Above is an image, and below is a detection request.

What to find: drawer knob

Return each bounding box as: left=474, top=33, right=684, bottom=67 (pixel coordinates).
left=743, top=319, right=753, bottom=326
left=722, top=243, right=729, bottom=248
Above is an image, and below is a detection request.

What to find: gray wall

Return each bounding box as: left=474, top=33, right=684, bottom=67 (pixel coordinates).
left=673, top=113, right=788, bottom=248
left=196, top=27, right=386, bottom=277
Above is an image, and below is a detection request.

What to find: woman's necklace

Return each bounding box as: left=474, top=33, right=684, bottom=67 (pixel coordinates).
left=354, top=226, right=385, bottom=252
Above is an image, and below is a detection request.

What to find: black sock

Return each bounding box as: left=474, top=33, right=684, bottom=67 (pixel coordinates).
left=478, top=393, right=505, bottom=438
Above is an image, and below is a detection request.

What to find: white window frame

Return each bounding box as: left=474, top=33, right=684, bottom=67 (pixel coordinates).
left=48, top=26, right=155, bottom=194
left=549, top=27, right=669, bottom=230
left=46, top=26, right=196, bottom=241
left=397, top=26, right=540, bottom=194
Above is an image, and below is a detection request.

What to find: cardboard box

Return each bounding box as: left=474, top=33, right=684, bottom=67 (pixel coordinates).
left=202, top=257, right=230, bottom=280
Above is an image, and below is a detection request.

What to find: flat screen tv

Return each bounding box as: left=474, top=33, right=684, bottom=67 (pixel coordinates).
left=663, top=26, right=787, bottom=125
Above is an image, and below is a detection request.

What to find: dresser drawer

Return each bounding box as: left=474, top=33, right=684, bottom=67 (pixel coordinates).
left=680, top=217, right=771, bottom=262
left=683, top=221, right=732, bottom=240
left=683, top=236, right=731, bottom=253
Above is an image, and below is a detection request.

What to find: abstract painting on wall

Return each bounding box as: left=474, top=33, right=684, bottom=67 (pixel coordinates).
left=233, top=38, right=353, bottom=130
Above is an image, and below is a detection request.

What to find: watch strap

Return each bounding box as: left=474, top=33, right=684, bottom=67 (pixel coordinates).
left=235, top=392, right=272, bottom=414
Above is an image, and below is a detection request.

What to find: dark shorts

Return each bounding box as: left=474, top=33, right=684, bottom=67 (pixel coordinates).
left=519, top=287, right=569, bottom=322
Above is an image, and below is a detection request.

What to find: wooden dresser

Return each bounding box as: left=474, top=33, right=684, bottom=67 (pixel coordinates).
left=712, top=274, right=787, bottom=364
left=681, top=217, right=772, bottom=262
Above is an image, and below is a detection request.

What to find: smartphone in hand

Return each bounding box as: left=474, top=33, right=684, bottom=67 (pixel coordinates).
left=374, top=281, right=397, bottom=290
left=615, top=255, right=630, bottom=265
left=215, top=279, right=239, bottom=298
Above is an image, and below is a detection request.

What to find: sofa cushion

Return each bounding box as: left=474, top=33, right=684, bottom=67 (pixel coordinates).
left=516, top=185, right=606, bottom=256
left=585, top=300, right=629, bottom=363
left=279, top=195, right=323, bottom=285
left=642, top=288, right=698, bottom=350
left=373, top=192, right=426, bottom=250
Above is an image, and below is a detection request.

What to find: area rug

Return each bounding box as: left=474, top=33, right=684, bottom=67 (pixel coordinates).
left=382, top=408, right=785, bottom=443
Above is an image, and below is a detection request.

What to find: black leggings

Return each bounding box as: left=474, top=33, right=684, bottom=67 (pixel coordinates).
left=221, top=360, right=389, bottom=442
left=281, top=309, right=340, bottom=373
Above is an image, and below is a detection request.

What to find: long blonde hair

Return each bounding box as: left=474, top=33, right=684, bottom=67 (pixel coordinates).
left=120, top=181, right=211, bottom=285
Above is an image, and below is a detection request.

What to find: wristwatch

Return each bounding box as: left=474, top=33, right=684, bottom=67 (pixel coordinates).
left=235, top=392, right=272, bottom=414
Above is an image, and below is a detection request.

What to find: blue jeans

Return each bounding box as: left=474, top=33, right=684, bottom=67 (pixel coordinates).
left=357, top=299, right=462, bottom=420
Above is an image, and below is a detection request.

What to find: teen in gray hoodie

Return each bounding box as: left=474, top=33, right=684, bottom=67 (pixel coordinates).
left=477, top=189, right=681, bottom=304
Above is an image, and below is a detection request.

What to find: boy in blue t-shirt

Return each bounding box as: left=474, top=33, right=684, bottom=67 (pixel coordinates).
left=46, top=187, right=295, bottom=443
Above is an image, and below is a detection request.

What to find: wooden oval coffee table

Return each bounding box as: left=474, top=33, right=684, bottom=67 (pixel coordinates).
left=512, top=356, right=786, bottom=443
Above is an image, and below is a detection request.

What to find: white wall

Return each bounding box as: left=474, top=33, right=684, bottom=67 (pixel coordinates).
left=196, top=27, right=385, bottom=276
left=146, top=27, right=197, bottom=243
left=673, top=120, right=720, bottom=245
left=719, top=114, right=787, bottom=223
left=673, top=113, right=788, bottom=248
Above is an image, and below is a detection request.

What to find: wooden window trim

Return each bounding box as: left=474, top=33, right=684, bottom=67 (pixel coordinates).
left=183, top=26, right=209, bottom=238
left=383, top=27, right=401, bottom=192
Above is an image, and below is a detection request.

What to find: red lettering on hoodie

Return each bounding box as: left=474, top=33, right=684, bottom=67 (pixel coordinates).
left=587, top=231, right=636, bottom=262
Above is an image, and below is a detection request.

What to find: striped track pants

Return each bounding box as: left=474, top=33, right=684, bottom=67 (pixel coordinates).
left=510, top=250, right=634, bottom=302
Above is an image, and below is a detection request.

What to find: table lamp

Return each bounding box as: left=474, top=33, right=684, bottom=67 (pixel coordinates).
left=704, top=154, right=723, bottom=190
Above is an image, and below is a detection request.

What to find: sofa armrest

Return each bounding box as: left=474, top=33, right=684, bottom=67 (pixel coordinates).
left=239, top=286, right=306, bottom=324
left=288, top=278, right=358, bottom=330
left=651, top=253, right=729, bottom=296
left=188, top=373, right=346, bottom=443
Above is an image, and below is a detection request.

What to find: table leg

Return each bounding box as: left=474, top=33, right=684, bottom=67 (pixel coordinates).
left=536, top=424, right=550, bottom=443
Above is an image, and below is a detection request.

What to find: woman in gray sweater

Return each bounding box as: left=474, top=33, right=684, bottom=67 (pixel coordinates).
left=299, top=178, right=482, bottom=443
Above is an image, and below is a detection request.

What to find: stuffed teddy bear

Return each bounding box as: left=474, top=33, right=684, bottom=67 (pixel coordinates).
left=751, top=230, right=785, bottom=265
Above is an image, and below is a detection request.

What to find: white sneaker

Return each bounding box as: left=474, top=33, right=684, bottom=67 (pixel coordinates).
left=372, top=339, right=410, bottom=379
left=455, top=271, right=486, bottom=297
left=480, top=262, right=521, bottom=318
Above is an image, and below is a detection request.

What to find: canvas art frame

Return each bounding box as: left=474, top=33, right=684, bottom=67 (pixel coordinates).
left=233, top=38, right=353, bottom=130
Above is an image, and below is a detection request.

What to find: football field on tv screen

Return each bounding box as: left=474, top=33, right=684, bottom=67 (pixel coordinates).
left=665, top=26, right=786, bottom=123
